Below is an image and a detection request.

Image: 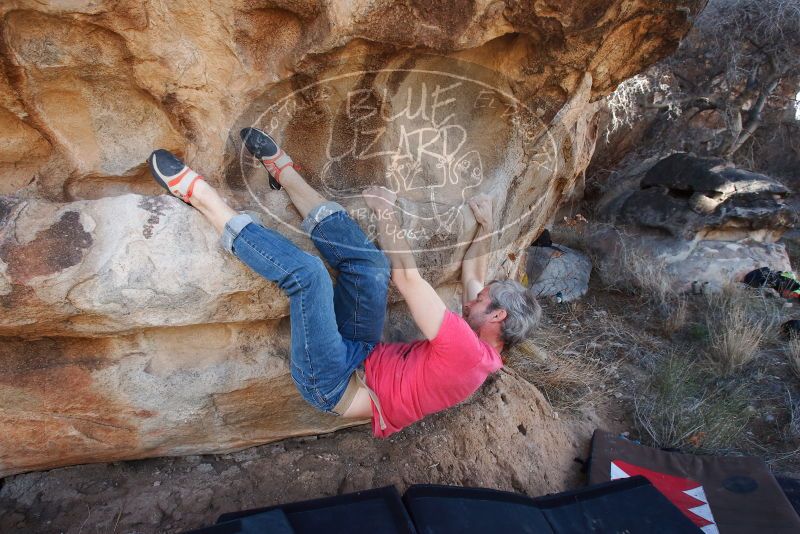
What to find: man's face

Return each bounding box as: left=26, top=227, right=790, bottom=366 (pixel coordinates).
left=463, top=286, right=494, bottom=331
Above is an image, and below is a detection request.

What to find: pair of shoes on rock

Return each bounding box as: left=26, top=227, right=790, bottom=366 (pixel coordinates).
left=148, top=127, right=292, bottom=203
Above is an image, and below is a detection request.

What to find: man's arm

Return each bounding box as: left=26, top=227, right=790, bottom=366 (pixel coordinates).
left=363, top=187, right=446, bottom=340
left=461, top=194, right=493, bottom=306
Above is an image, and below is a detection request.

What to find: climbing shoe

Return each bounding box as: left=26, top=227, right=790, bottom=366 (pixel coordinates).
left=240, top=127, right=295, bottom=191
left=147, top=149, right=205, bottom=204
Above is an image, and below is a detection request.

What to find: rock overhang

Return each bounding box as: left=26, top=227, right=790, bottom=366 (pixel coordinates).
left=0, top=0, right=705, bottom=476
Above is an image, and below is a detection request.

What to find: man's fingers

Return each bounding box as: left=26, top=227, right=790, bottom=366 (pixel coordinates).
left=469, top=194, right=492, bottom=210
left=469, top=198, right=490, bottom=211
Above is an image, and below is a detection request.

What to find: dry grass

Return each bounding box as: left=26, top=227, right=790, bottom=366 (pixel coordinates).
left=543, top=299, right=669, bottom=364
left=626, top=255, right=677, bottom=308
left=587, top=237, right=667, bottom=300
left=703, top=285, right=781, bottom=376
left=783, top=390, right=800, bottom=442
left=707, top=306, right=766, bottom=375
left=664, top=296, right=688, bottom=335
left=505, top=292, right=678, bottom=415
left=550, top=222, right=697, bottom=342
left=551, top=225, right=681, bottom=313
left=634, top=355, right=751, bottom=453
left=592, top=239, right=690, bottom=337
left=506, top=338, right=612, bottom=413
left=524, top=222, right=800, bottom=469
left=506, top=258, right=797, bottom=462
left=788, top=334, right=800, bottom=379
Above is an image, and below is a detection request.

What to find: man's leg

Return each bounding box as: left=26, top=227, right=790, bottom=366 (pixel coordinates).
left=277, top=167, right=391, bottom=345
left=185, top=176, right=357, bottom=410
left=238, top=129, right=389, bottom=344
left=188, top=180, right=238, bottom=234
left=279, top=167, right=327, bottom=220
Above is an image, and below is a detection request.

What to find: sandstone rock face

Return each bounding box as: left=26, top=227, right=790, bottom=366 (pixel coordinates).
left=0, top=195, right=285, bottom=337
left=0, top=1, right=702, bottom=476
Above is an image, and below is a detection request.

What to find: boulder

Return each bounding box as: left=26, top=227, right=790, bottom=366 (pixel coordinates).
left=640, top=153, right=786, bottom=197
left=0, top=107, right=51, bottom=194
left=589, top=225, right=792, bottom=294
left=617, top=153, right=797, bottom=241
left=526, top=243, right=592, bottom=303
left=592, top=153, right=797, bottom=292
left=0, top=0, right=703, bottom=475
left=0, top=194, right=287, bottom=337
left=0, top=321, right=363, bottom=477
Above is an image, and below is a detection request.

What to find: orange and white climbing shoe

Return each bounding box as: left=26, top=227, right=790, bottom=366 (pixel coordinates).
left=240, top=127, right=295, bottom=191
left=147, top=149, right=205, bottom=204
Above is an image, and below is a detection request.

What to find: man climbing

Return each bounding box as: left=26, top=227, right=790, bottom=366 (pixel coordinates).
left=147, top=127, right=541, bottom=437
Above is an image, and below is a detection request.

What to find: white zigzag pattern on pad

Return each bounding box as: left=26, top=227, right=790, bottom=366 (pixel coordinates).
left=610, top=461, right=720, bottom=534
left=684, top=486, right=719, bottom=534
left=610, top=462, right=628, bottom=480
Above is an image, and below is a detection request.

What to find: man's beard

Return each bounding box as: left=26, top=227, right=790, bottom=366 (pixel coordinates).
left=465, top=309, right=487, bottom=332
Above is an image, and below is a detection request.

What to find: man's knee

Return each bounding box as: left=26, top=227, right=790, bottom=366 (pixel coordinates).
left=297, top=255, right=328, bottom=283
left=282, top=254, right=329, bottom=294
left=365, top=249, right=391, bottom=277
left=290, top=370, right=329, bottom=411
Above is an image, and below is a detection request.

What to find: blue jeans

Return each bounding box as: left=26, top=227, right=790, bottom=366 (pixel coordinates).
left=220, top=202, right=390, bottom=413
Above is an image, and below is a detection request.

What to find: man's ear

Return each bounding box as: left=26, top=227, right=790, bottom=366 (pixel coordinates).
left=493, top=308, right=507, bottom=322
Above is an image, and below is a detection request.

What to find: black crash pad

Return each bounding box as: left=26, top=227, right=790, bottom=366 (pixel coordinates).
left=403, top=484, right=551, bottom=533
left=776, top=476, right=800, bottom=517
left=193, top=486, right=415, bottom=534
left=404, top=477, right=698, bottom=533
left=185, top=470, right=704, bottom=532
left=185, top=509, right=293, bottom=534
left=533, top=476, right=699, bottom=533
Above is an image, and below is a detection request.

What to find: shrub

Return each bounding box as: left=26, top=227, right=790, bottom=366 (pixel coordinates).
left=704, top=285, right=778, bottom=375
left=634, top=355, right=751, bottom=453
left=592, top=237, right=686, bottom=332
left=663, top=295, right=688, bottom=335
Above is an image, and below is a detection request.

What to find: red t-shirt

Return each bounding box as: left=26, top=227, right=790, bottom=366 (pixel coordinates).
left=364, top=309, right=503, bottom=438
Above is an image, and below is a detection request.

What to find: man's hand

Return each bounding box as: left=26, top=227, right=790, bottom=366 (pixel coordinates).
left=363, top=186, right=397, bottom=213
left=468, top=194, right=493, bottom=228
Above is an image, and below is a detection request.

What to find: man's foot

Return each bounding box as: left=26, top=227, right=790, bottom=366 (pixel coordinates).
left=148, top=149, right=205, bottom=204
left=240, top=127, right=294, bottom=191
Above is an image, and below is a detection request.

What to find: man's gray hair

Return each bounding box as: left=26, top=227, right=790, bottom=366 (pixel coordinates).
left=487, top=279, right=542, bottom=349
